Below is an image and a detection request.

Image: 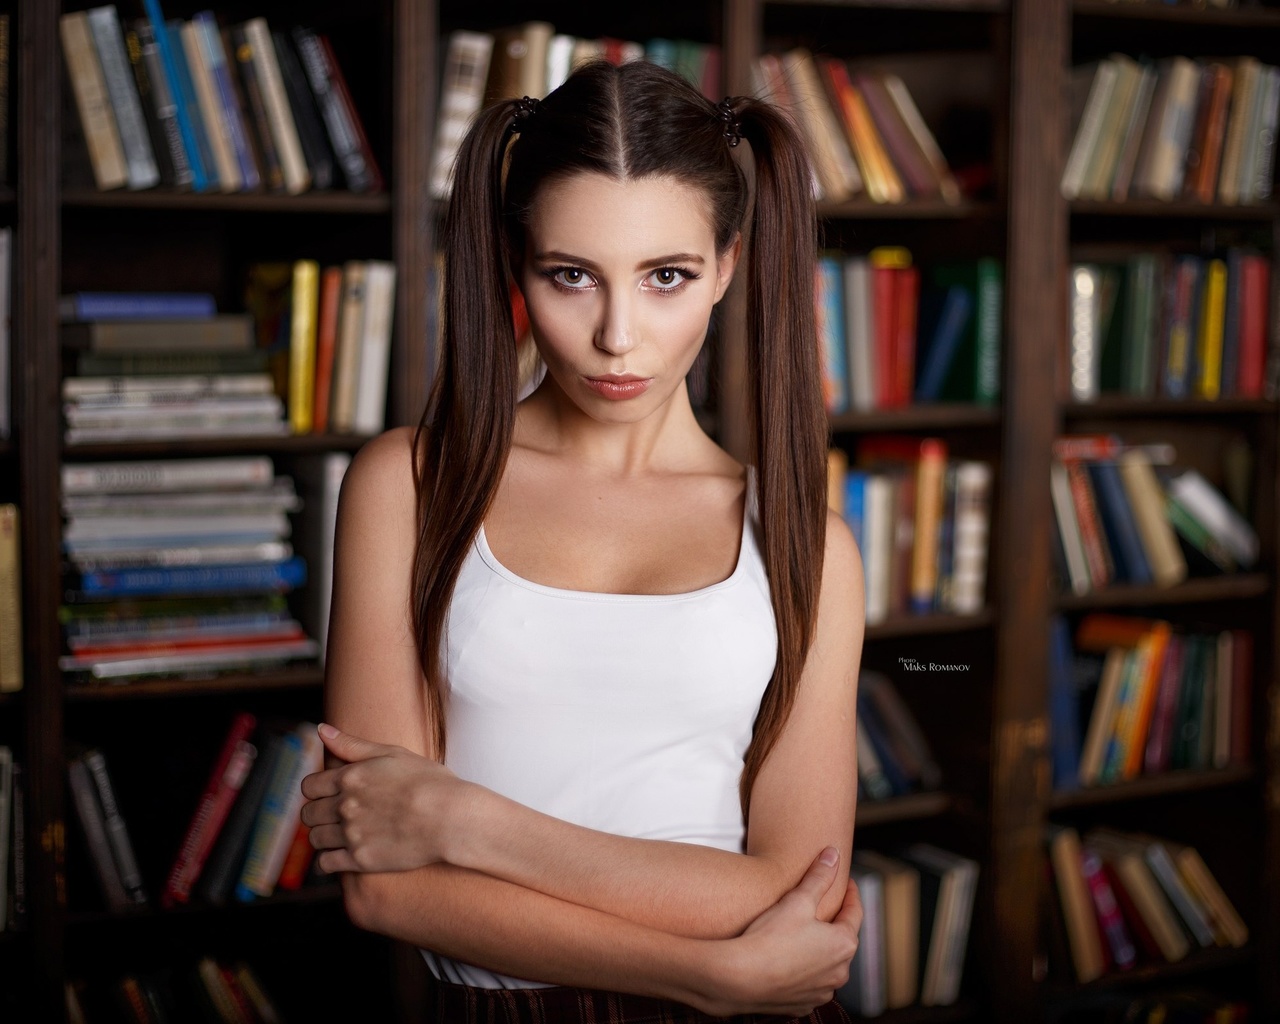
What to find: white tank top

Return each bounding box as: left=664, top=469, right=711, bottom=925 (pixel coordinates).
left=420, top=466, right=777, bottom=989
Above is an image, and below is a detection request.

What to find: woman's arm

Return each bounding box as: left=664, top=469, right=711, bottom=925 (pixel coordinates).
left=316, top=429, right=861, bottom=1008
left=309, top=490, right=865, bottom=937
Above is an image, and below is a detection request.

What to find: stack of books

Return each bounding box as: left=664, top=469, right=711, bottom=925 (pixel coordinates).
left=855, top=670, right=943, bottom=803
left=1047, top=825, right=1247, bottom=985
left=59, top=5, right=381, bottom=194
left=1050, top=434, right=1260, bottom=594
left=1049, top=614, right=1253, bottom=792
left=58, top=456, right=319, bottom=685
left=60, top=292, right=286, bottom=444
left=1062, top=53, right=1280, bottom=205
left=817, top=251, right=1002, bottom=412
left=1066, top=250, right=1273, bottom=403
left=432, top=23, right=721, bottom=198
left=752, top=49, right=966, bottom=206
left=838, top=844, right=980, bottom=1014
left=829, top=440, right=993, bottom=624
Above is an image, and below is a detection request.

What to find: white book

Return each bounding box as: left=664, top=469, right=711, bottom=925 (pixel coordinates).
left=243, top=18, right=309, bottom=194
left=430, top=31, right=494, bottom=199
left=65, top=395, right=283, bottom=424
left=64, top=511, right=291, bottom=543
left=69, top=541, right=293, bottom=572
left=86, top=6, right=160, bottom=190
left=1062, top=60, right=1118, bottom=200
left=64, top=483, right=299, bottom=515
left=1069, top=264, right=1101, bottom=402
left=353, top=261, right=397, bottom=435
left=329, top=261, right=367, bottom=433
left=842, top=256, right=875, bottom=411
left=60, top=11, right=128, bottom=190
left=64, top=374, right=275, bottom=401
left=66, top=419, right=291, bottom=444
left=1167, top=469, right=1259, bottom=567
left=903, top=844, right=979, bottom=1006
left=1249, top=65, right=1280, bottom=202
left=546, top=34, right=575, bottom=92
left=838, top=864, right=885, bottom=1017
left=949, top=461, right=991, bottom=614
left=864, top=474, right=894, bottom=624
left=62, top=456, right=275, bottom=494
left=1050, top=459, right=1092, bottom=595
left=74, top=639, right=320, bottom=679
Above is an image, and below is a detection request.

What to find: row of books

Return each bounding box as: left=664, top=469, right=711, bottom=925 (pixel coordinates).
left=59, top=456, right=342, bottom=685
left=751, top=49, right=964, bottom=206
left=66, top=957, right=284, bottom=1024
left=1049, top=434, right=1259, bottom=595
left=817, top=252, right=1002, bottom=413
left=0, top=747, right=24, bottom=933
left=855, top=671, right=942, bottom=803
left=60, top=5, right=380, bottom=195
left=1067, top=249, right=1273, bottom=404
left=432, top=24, right=722, bottom=198
left=1047, top=825, right=1247, bottom=986
left=837, top=844, right=979, bottom=1014
left=1049, top=614, right=1252, bottom=792
left=829, top=440, right=992, bottom=624
left=68, top=716, right=323, bottom=915
left=0, top=505, right=20, bottom=693
left=1063, top=53, right=1279, bottom=205
left=61, top=268, right=395, bottom=442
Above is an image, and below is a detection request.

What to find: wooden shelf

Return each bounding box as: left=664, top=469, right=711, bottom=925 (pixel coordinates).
left=1074, top=0, right=1280, bottom=28
left=1054, top=573, right=1270, bottom=610
left=830, top=404, right=1000, bottom=433
left=61, top=188, right=391, bottom=215
left=817, top=198, right=1002, bottom=220
left=64, top=665, right=324, bottom=702
left=62, top=433, right=373, bottom=460
left=770, top=0, right=1005, bottom=12
left=1048, top=765, right=1257, bottom=810
left=1062, top=396, right=1279, bottom=418
left=1070, top=198, right=1279, bottom=221
left=858, top=790, right=953, bottom=826
left=0, top=690, right=21, bottom=708
left=66, top=882, right=343, bottom=927
left=866, top=608, right=996, bottom=639
left=1046, top=945, right=1256, bottom=1000
left=856, top=1000, right=979, bottom=1024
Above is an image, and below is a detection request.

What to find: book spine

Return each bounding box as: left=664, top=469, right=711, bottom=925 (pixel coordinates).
left=67, top=756, right=130, bottom=911
left=59, top=11, right=129, bottom=190
left=242, top=19, right=308, bottom=194
left=311, top=266, right=343, bottom=435
left=352, top=261, right=396, bottom=434
left=291, top=27, right=374, bottom=192
left=140, top=0, right=208, bottom=191
left=85, top=6, right=160, bottom=190
left=271, top=29, right=333, bottom=190
left=62, top=456, right=273, bottom=494
left=180, top=19, right=238, bottom=191
left=0, top=506, right=21, bottom=692
left=75, top=557, right=307, bottom=598
left=194, top=12, right=258, bottom=190
left=125, top=22, right=178, bottom=187
left=1080, top=845, right=1137, bottom=970
left=229, top=24, right=283, bottom=192
left=288, top=260, right=319, bottom=434
left=165, top=19, right=219, bottom=191
left=317, top=34, right=383, bottom=191
left=82, top=749, right=147, bottom=905
left=234, top=732, right=304, bottom=899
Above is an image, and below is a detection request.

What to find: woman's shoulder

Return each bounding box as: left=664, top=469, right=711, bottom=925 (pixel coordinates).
left=340, top=425, right=421, bottom=523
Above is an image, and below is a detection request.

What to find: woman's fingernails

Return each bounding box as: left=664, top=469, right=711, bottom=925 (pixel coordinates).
left=318, top=723, right=339, bottom=739
left=820, top=846, right=839, bottom=867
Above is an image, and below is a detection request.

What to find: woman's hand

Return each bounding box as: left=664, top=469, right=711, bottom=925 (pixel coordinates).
left=696, top=847, right=863, bottom=1019
left=300, top=723, right=472, bottom=874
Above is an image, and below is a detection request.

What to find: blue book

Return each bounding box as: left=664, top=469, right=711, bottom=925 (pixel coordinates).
left=1086, top=461, right=1152, bottom=585
left=165, top=19, right=219, bottom=190
left=58, top=291, right=217, bottom=321
left=234, top=730, right=304, bottom=902
left=1048, top=614, right=1081, bottom=791
left=817, top=255, right=848, bottom=413
left=843, top=470, right=868, bottom=555
left=914, top=285, right=972, bottom=401
left=194, top=11, right=259, bottom=189
left=141, top=0, right=210, bottom=191
left=76, top=557, right=307, bottom=597
left=856, top=690, right=911, bottom=796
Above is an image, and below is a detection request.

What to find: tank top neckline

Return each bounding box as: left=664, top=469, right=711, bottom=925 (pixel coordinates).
left=474, top=466, right=756, bottom=603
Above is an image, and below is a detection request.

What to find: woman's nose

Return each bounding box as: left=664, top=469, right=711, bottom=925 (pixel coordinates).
left=594, top=292, right=637, bottom=354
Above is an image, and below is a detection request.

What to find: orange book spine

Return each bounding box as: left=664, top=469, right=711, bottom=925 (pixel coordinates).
left=1123, top=622, right=1172, bottom=779
left=1194, top=65, right=1234, bottom=204
left=276, top=816, right=315, bottom=890
left=312, top=266, right=343, bottom=435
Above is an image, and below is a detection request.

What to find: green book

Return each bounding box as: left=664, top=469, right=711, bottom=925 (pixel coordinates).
left=933, top=259, right=1002, bottom=405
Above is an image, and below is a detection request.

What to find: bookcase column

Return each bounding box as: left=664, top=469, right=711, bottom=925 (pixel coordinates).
left=16, top=0, right=66, bottom=1019
left=992, top=0, right=1069, bottom=1019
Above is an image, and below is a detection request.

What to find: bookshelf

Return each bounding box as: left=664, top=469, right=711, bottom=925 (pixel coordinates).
left=4, top=0, right=1279, bottom=1022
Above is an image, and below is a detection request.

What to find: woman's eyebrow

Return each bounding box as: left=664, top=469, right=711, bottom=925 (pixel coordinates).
left=534, top=250, right=707, bottom=271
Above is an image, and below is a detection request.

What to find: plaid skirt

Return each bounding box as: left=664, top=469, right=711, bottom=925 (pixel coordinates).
left=423, top=972, right=853, bottom=1024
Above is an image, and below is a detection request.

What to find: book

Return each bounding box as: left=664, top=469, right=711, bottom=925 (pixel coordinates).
left=141, top=0, right=210, bottom=191
left=271, top=28, right=334, bottom=190
left=67, top=754, right=130, bottom=911
left=0, top=505, right=21, bottom=692
left=291, top=27, right=377, bottom=193
left=854, top=850, right=919, bottom=1008
left=900, top=844, right=978, bottom=1006
left=241, top=18, right=308, bottom=194
left=81, top=748, right=147, bottom=907
left=352, top=260, right=396, bottom=435
left=1048, top=825, right=1104, bottom=982
left=287, top=259, right=320, bottom=434
left=86, top=6, right=160, bottom=190
left=837, top=863, right=885, bottom=1016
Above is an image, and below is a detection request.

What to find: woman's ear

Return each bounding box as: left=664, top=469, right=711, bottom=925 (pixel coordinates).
left=714, top=232, right=743, bottom=303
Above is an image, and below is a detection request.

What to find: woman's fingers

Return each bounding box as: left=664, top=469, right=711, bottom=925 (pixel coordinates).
left=316, top=722, right=396, bottom=762
left=299, top=793, right=341, bottom=828
left=300, top=767, right=342, bottom=800
left=316, top=849, right=360, bottom=875
left=307, top=822, right=347, bottom=852
left=787, top=846, right=842, bottom=914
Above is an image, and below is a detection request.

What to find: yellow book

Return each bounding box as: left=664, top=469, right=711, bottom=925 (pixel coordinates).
left=288, top=260, right=320, bottom=434
left=827, top=448, right=849, bottom=515
left=0, top=505, right=21, bottom=692
left=869, top=245, right=912, bottom=271
left=1197, top=258, right=1227, bottom=399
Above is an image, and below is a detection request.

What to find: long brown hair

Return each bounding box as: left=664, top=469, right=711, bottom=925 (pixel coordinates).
left=411, top=59, right=827, bottom=821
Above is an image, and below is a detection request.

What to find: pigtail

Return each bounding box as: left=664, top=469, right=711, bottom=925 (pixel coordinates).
left=411, top=99, right=525, bottom=762
left=732, top=97, right=828, bottom=820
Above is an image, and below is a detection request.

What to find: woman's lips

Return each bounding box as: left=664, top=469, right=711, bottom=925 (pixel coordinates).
left=584, top=376, right=653, bottom=399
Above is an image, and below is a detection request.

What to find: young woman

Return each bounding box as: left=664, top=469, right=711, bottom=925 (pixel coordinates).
left=299, top=58, right=867, bottom=1022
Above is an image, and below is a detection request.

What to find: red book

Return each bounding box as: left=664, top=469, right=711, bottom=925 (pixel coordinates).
left=276, top=816, right=315, bottom=891
left=1101, top=860, right=1163, bottom=963
left=894, top=265, right=920, bottom=406
left=1230, top=628, right=1252, bottom=764
left=1144, top=632, right=1186, bottom=775
left=872, top=264, right=898, bottom=408
left=1237, top=255, right=1269, bottom=397
left=312, top=266, right=343, bottom=435
left=1081, top=845, right=1136, bottom=971
left=162, top=712, right=258, bottom=907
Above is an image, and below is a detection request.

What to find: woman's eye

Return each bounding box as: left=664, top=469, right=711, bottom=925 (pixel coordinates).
left=648, top=267, right=698, bottom=291
left=547, top=267, right=594, bottom=289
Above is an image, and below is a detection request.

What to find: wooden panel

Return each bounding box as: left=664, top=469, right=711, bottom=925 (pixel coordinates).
left=988, top=0, right=1068, bottom=1016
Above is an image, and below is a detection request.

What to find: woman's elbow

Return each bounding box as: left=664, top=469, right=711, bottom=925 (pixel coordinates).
left=340, top=871, right=389, bottom=933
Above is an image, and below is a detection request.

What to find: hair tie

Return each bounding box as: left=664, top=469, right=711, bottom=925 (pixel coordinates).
left=511, top=95, right=540, bottom=133
left=717, top=98, right=742, bottom=148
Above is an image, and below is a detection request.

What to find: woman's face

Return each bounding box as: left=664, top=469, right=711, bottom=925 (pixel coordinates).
left=518, top=172, right=739, bottom=419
